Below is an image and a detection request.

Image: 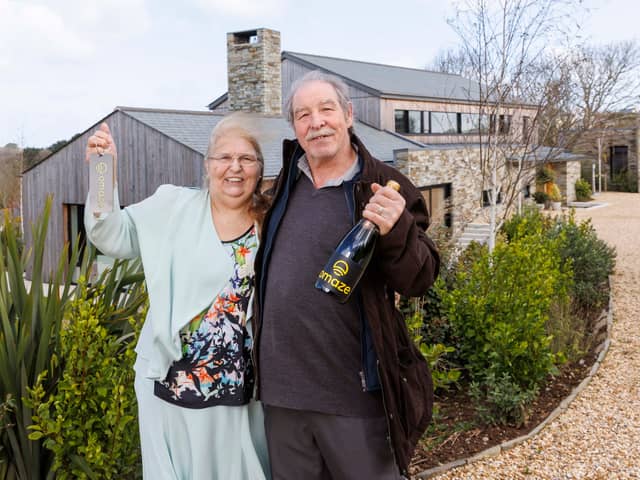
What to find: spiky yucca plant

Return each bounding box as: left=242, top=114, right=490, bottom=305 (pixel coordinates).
left=0, top=198, right=146, bottom=479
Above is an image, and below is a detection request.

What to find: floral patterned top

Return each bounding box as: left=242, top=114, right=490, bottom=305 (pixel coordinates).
left=154, top=226, right=257, bottom=408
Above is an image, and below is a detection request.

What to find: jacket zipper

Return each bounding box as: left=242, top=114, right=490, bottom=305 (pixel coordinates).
left=377, top=358, right=401, bottom=474
left=349, top=180, right=373, bottom=392
left=253, top=142, right=301, bottom=399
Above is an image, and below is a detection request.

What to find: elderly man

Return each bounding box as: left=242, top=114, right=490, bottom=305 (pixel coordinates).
left=254, top=71, right=440, bottom=479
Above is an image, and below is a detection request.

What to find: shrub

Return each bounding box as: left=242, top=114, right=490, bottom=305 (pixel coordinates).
left=502, top=209, right=615, bottom=360
left=549, top=213, right=616, bottom=313
left=405, top=296, right=460, bottom=392
left=532, top=191, right=549, bottom=204
left=0, top=198, right=147, bottom=479
left=546, top=300, right=588, bottom=363
left=548, top=183, right=562, bottom=202
left=501, top=204, right=549, bottom=243
left=437, top=229, right=572, bottom=390
left=28, top=289, right=144, bottom=479
left=470, top=372, right=538, bottom=427
left=610, top=171, right=638, bottom=192
left=574, top=178, right=592, bottom=201
left=536, top=166, right=555, bottom=185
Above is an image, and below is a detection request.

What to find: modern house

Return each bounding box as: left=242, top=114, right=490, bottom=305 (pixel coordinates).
left=21, top=27, right=583, bottom=279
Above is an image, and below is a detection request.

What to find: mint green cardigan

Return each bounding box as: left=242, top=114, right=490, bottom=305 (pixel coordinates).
left=85, top=185, right=252, bottom=380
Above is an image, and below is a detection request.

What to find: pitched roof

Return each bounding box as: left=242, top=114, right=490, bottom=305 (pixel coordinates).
left=283, top=51, right=483, bottom=102
left=119, top=107, right=422, bottom=177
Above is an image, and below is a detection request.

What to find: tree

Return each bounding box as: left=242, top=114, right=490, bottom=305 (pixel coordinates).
left=22, top=147, right=49, bottom=170
left=47, top=139, right=67, bottom=154
left=572, top=41, right=640, bottom=131
left=439, top=0, right=580, bottom=251
left=0, top=151, right=22, bottom=209
left=536, top=40, right=640, bottom=149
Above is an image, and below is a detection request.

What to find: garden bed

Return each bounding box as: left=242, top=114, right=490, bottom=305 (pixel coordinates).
left=409, top=347, right=598, bottom=475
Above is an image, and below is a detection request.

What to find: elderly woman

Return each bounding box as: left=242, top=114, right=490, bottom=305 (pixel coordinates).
left=84, top=115, right=270, bottom=480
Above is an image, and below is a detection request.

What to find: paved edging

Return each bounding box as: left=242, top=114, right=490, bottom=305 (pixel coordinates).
left=416, top=275, right=615, bottom=479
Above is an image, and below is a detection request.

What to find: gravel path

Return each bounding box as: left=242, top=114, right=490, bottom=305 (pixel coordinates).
left=431, top=192, right=640, bottom=480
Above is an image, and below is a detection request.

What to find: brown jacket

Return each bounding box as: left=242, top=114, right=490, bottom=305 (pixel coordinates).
left=253, top=134, right=440, bottom=475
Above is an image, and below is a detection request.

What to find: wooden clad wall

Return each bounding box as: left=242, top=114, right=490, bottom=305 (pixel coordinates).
left=281, top=59, right=381, bottom=129
left=22, top=110, right=205, bottom=280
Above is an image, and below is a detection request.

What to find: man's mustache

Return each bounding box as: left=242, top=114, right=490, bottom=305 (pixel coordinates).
left=306, top=128, right=335, bottom=141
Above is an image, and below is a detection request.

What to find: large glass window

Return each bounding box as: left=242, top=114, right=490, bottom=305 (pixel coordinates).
left=499, top=114, right=512, bottom=134
left=408, top=111, right=422, bottom=134
left=460, top=113, right=492, bottom=134
left=420, top=183, right=453, bottom=229
left=460, top=113, right=480, bottom=134
left=395, top=110, right=424, bottom=134
left=430, top=112, right=458, bottom=134
left=478, top=114, right=491, bottom=134
left=610, top=145, right=629, bottom=175
left=395, top=110, right=407, bottom=133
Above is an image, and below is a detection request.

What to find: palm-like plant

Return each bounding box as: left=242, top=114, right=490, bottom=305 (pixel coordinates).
left=0, top=198, right=146, bottom=479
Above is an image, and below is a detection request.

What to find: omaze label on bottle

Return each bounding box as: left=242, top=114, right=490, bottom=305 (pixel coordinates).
left=315, top=253, right=363, bottom=303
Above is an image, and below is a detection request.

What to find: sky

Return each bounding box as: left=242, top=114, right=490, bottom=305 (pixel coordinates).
left=1, top=0, right=639, bottom=148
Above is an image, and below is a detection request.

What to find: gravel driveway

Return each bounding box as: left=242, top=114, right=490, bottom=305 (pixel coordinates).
left=431, top=192, right=640, bottom=480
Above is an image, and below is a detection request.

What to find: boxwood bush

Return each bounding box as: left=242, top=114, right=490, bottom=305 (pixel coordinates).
left=436, top=228, right=571, bottom=391
left=28, top=289, right=144, bottom=479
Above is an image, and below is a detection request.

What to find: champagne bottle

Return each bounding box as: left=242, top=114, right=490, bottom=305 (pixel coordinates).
left=315, top=180, right=401, bottom=303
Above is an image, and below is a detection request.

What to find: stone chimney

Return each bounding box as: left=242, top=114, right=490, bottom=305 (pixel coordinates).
left=227, top=28, right=281, bottom=115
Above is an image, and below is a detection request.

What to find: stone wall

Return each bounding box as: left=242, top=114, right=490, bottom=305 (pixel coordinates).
left=227, top=28, right=281, bottom=115
left=396, top=147, right=586, bottom=236
left=398, top=147, right=513, bottom=236
left=551, top=160, right=581, bottom=202
left=572, top=113, right=640, bottom=192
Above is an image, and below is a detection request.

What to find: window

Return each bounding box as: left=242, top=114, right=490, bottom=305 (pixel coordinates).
left=420, top=183, right=453, bottom=229
left=460, top=113, right=479, bottom=134
left=522, top=116, right=531, bottom=140
left=522, top=184, right=531, bottom=198
left=64, top=204, right=87, bottom=267
left=430, top=112, right=458, bottom=134
left=499, top=114, right=512, bottom=134
left=408, top=111, right=422, bottom=134
left=609, top=145, right=629, bottom=176
left=394, top=110, right=424, bottom=134
left=482, top=189, right=502, bottom=207
left=394, top=110, right=407, bottom=133
left=394, top=110, right=510, bottom=135
left=488, top=114, right=512, bottom=134
left=460, top=113, right=492, bottom=134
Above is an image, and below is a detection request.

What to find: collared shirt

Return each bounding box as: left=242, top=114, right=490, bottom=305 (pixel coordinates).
left=297, top=152, right=360, bottom=187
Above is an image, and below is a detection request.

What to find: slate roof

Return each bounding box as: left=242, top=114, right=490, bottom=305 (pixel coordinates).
left=283, top=51, right=483, bottom=102
left=208, top=51, right=489, bottom=110
left=119, top=107, right=423, bottom=178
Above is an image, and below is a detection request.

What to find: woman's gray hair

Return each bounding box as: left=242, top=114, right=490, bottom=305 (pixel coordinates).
left=203, top=112, right=265, bottom=188
left=202, top=112, right=271, bottom=225
left=284, top=70, right=353, bottom=125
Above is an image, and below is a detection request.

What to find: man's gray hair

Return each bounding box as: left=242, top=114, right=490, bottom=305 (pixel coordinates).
left=284, top=70, right=352, bottom=124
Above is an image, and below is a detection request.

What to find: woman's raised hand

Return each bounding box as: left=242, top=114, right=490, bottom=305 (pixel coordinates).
left=85, top=122, right=118, bottom=173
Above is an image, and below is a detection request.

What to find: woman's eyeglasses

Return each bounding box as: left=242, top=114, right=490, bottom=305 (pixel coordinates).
left=208, top=154, right=260, bottom=167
